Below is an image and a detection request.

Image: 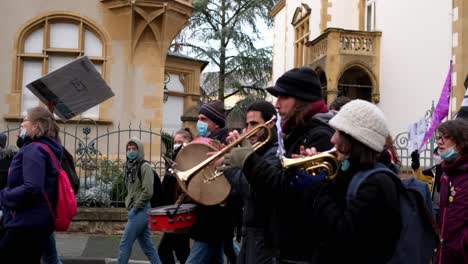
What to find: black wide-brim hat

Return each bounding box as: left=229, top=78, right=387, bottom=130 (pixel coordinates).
left=267, top=67, right=322, bottom=102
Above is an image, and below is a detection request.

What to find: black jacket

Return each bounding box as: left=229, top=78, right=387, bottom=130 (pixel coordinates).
left=189, top=127, right=238, bottom=243
left=305, top=165, right=401, bottom=263
left=242, top=115, right=334, bottom=261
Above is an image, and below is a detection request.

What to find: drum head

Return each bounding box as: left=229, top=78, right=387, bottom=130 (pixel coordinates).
left=175, top=142, right=231, bottom=206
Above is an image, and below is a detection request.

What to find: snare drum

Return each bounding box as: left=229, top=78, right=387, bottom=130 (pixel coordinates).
left=147, top=204, right=197, bottom=233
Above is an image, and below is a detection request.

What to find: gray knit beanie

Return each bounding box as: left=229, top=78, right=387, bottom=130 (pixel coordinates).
left=329, top=99, right=389, bottom=152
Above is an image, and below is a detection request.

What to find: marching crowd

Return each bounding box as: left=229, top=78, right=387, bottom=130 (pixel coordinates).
left=0, top=67, right=467, bottom=264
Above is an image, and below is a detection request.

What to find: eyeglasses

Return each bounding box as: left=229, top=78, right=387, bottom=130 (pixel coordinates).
left=436, top=134, right=451, bottom=143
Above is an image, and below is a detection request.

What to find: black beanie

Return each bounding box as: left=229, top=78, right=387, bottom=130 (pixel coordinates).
left=199, top=100, right=226, bottom=128
left=267, top=67, right=322, bottom=102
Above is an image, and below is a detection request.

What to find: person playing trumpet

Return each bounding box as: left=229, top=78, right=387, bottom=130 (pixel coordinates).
left=222, top=67, right=335, bottom=263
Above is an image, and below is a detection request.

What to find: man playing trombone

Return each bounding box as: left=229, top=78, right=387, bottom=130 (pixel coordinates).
left=223, top=101, right=281, bottom=264
left=222, top=67, right=335, bottom=263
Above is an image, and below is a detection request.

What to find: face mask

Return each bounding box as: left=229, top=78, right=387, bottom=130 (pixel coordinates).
left=20, top=128, right=27, bottom=140
left=341, top=159, right=350, bottom=171
left=433, top=155, right=442, bottom=165
left=127, top=150, right=138, bottom=160
left=440, top=147, right=458, bottom=162
left=174, top=143, right=182, bottom=150
left=16, top=137, right=24, bottom=148
left=196, top=121, right=210, bottom=137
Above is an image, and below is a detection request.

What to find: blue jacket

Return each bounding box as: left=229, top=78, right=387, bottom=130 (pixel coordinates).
left=0, top=137, right=62, bottom=229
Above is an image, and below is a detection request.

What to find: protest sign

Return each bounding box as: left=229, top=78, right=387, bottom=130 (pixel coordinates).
left=26, top=56, right=114, bottom=121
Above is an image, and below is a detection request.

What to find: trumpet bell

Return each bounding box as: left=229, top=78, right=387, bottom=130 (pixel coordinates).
left=282, top=150, right=339, bottom=180
left=174, top=141, right=231, bottom=206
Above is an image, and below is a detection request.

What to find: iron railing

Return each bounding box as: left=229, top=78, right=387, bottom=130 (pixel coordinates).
left=2, top=120, right=171, bottom=208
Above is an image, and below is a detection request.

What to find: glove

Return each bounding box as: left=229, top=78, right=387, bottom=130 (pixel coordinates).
left=410, top=150, right=420, bottom=170
left=290, top=169, right=327, bottom=190
left=221, top=140, right=254, bottom=171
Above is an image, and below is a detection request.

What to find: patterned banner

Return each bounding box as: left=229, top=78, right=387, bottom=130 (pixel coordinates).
left=419, top=62, right=452, bottom=152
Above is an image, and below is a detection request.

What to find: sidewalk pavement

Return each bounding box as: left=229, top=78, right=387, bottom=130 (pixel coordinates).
left=57, top=233, right=163, bottom=264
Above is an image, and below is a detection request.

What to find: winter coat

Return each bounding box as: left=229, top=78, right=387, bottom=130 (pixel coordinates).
left=305, top=164, right=402, bottom=264
left=0, top=146, right=19, bottom=191
left=228, top=140, right=280, bottom=264
left=0, top=137, right=62, bottom=229
left=124, top=137, right=153, bottom=211
left=242, top=114, right=334, bottom=261
left=438, top=154, right=468, bottom=264
left=189, top=127, right=239, bottom=243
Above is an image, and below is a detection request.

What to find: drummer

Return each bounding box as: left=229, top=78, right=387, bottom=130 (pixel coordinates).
left=158, top=129, right=193, bottom=264
left=186, top=100, right=240, bottom=264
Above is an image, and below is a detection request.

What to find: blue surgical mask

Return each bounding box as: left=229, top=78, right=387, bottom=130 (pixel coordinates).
left=20, top=128, right=27, bottom=140
left=196, top=121, right=210, bottom=137
left=440, top=147, right=458, bottom=162
left=341, top=159, right=350, bottom=171
left=127, top=150, right=138, bottom=160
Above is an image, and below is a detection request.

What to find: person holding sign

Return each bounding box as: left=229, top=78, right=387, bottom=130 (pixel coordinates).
left=0, top=107, right=62, bottom=263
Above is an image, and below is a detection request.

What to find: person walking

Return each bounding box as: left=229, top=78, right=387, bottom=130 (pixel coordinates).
left=221, top=67, right=335, bottom=262
left=158, top=129, right=192, bottom=264
left=436, top=119, right=468, bottom=264
left=0, top=106, right=63, bottom=263
left=117, top=137, right=161, bottom=264
left=224, top=101, right=280, bottom=264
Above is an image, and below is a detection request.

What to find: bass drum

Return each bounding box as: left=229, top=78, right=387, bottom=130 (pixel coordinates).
left=174, top=137, right=231, bottom=206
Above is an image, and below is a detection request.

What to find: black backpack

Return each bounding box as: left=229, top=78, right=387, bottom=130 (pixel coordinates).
left=61, top=147, right=79, bottom=195
left=347, top=163, right=439, bottom=264
left=137, top=160, right=163, bottom=208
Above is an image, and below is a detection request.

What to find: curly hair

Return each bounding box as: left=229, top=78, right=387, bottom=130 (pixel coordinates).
left=437, top=119, right=468, bottom=155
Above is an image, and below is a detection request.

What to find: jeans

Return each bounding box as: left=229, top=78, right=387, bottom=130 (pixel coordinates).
left=118, top=203, right=161, bottom=264
left=43, top=233, right=63, bottom=264
left=185, top=240, right=224, bottom=264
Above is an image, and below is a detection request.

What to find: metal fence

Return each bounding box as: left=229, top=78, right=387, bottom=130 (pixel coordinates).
left=2, top=120, right=170, bottom=208
left=393, top=105, right=437, bottom=176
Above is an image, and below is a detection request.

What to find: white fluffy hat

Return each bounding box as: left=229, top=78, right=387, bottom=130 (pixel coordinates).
left=329, top=99, right=389, bottom=152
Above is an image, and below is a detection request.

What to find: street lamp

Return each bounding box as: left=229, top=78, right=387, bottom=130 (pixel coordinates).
left=163, top=73, right=170, bottom=103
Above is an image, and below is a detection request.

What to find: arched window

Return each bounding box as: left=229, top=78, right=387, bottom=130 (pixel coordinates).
left=15, top=13, right=107, bottom=119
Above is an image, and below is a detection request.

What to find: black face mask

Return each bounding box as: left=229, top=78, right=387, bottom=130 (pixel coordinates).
left=16, top=137, right=24, bottom=148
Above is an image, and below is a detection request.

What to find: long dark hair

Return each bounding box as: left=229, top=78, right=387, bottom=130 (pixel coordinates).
left=336, top=130, right=380, bottom=167
left=284, top=99, right=309, bottom=127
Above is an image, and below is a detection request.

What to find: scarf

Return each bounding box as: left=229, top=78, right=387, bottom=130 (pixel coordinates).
left=125, top=158, right=139, bottom=184
left=282, top=100, right=329, bottom=134
left=441, top=153, right=468, bottom=176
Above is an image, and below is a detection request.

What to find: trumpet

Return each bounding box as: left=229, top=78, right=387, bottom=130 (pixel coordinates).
left=282, top=148, right=339, bottom=180
left=168, top=117, right=276, bottom=183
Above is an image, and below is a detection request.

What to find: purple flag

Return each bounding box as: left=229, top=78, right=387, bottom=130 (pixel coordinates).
left=419, top=63, right=452, bottom=152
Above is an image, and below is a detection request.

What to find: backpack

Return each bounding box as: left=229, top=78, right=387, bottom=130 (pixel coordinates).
left=61, top=147, right=79, bottom=194
left=137, top=160, right=163, bottom=208
left=346, top=163, right=439, bottom=264
left=35, top=143, right=78, bottom=232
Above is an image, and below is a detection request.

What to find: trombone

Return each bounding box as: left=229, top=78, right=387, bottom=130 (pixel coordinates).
left=167, top=117, right=276, bottom=183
